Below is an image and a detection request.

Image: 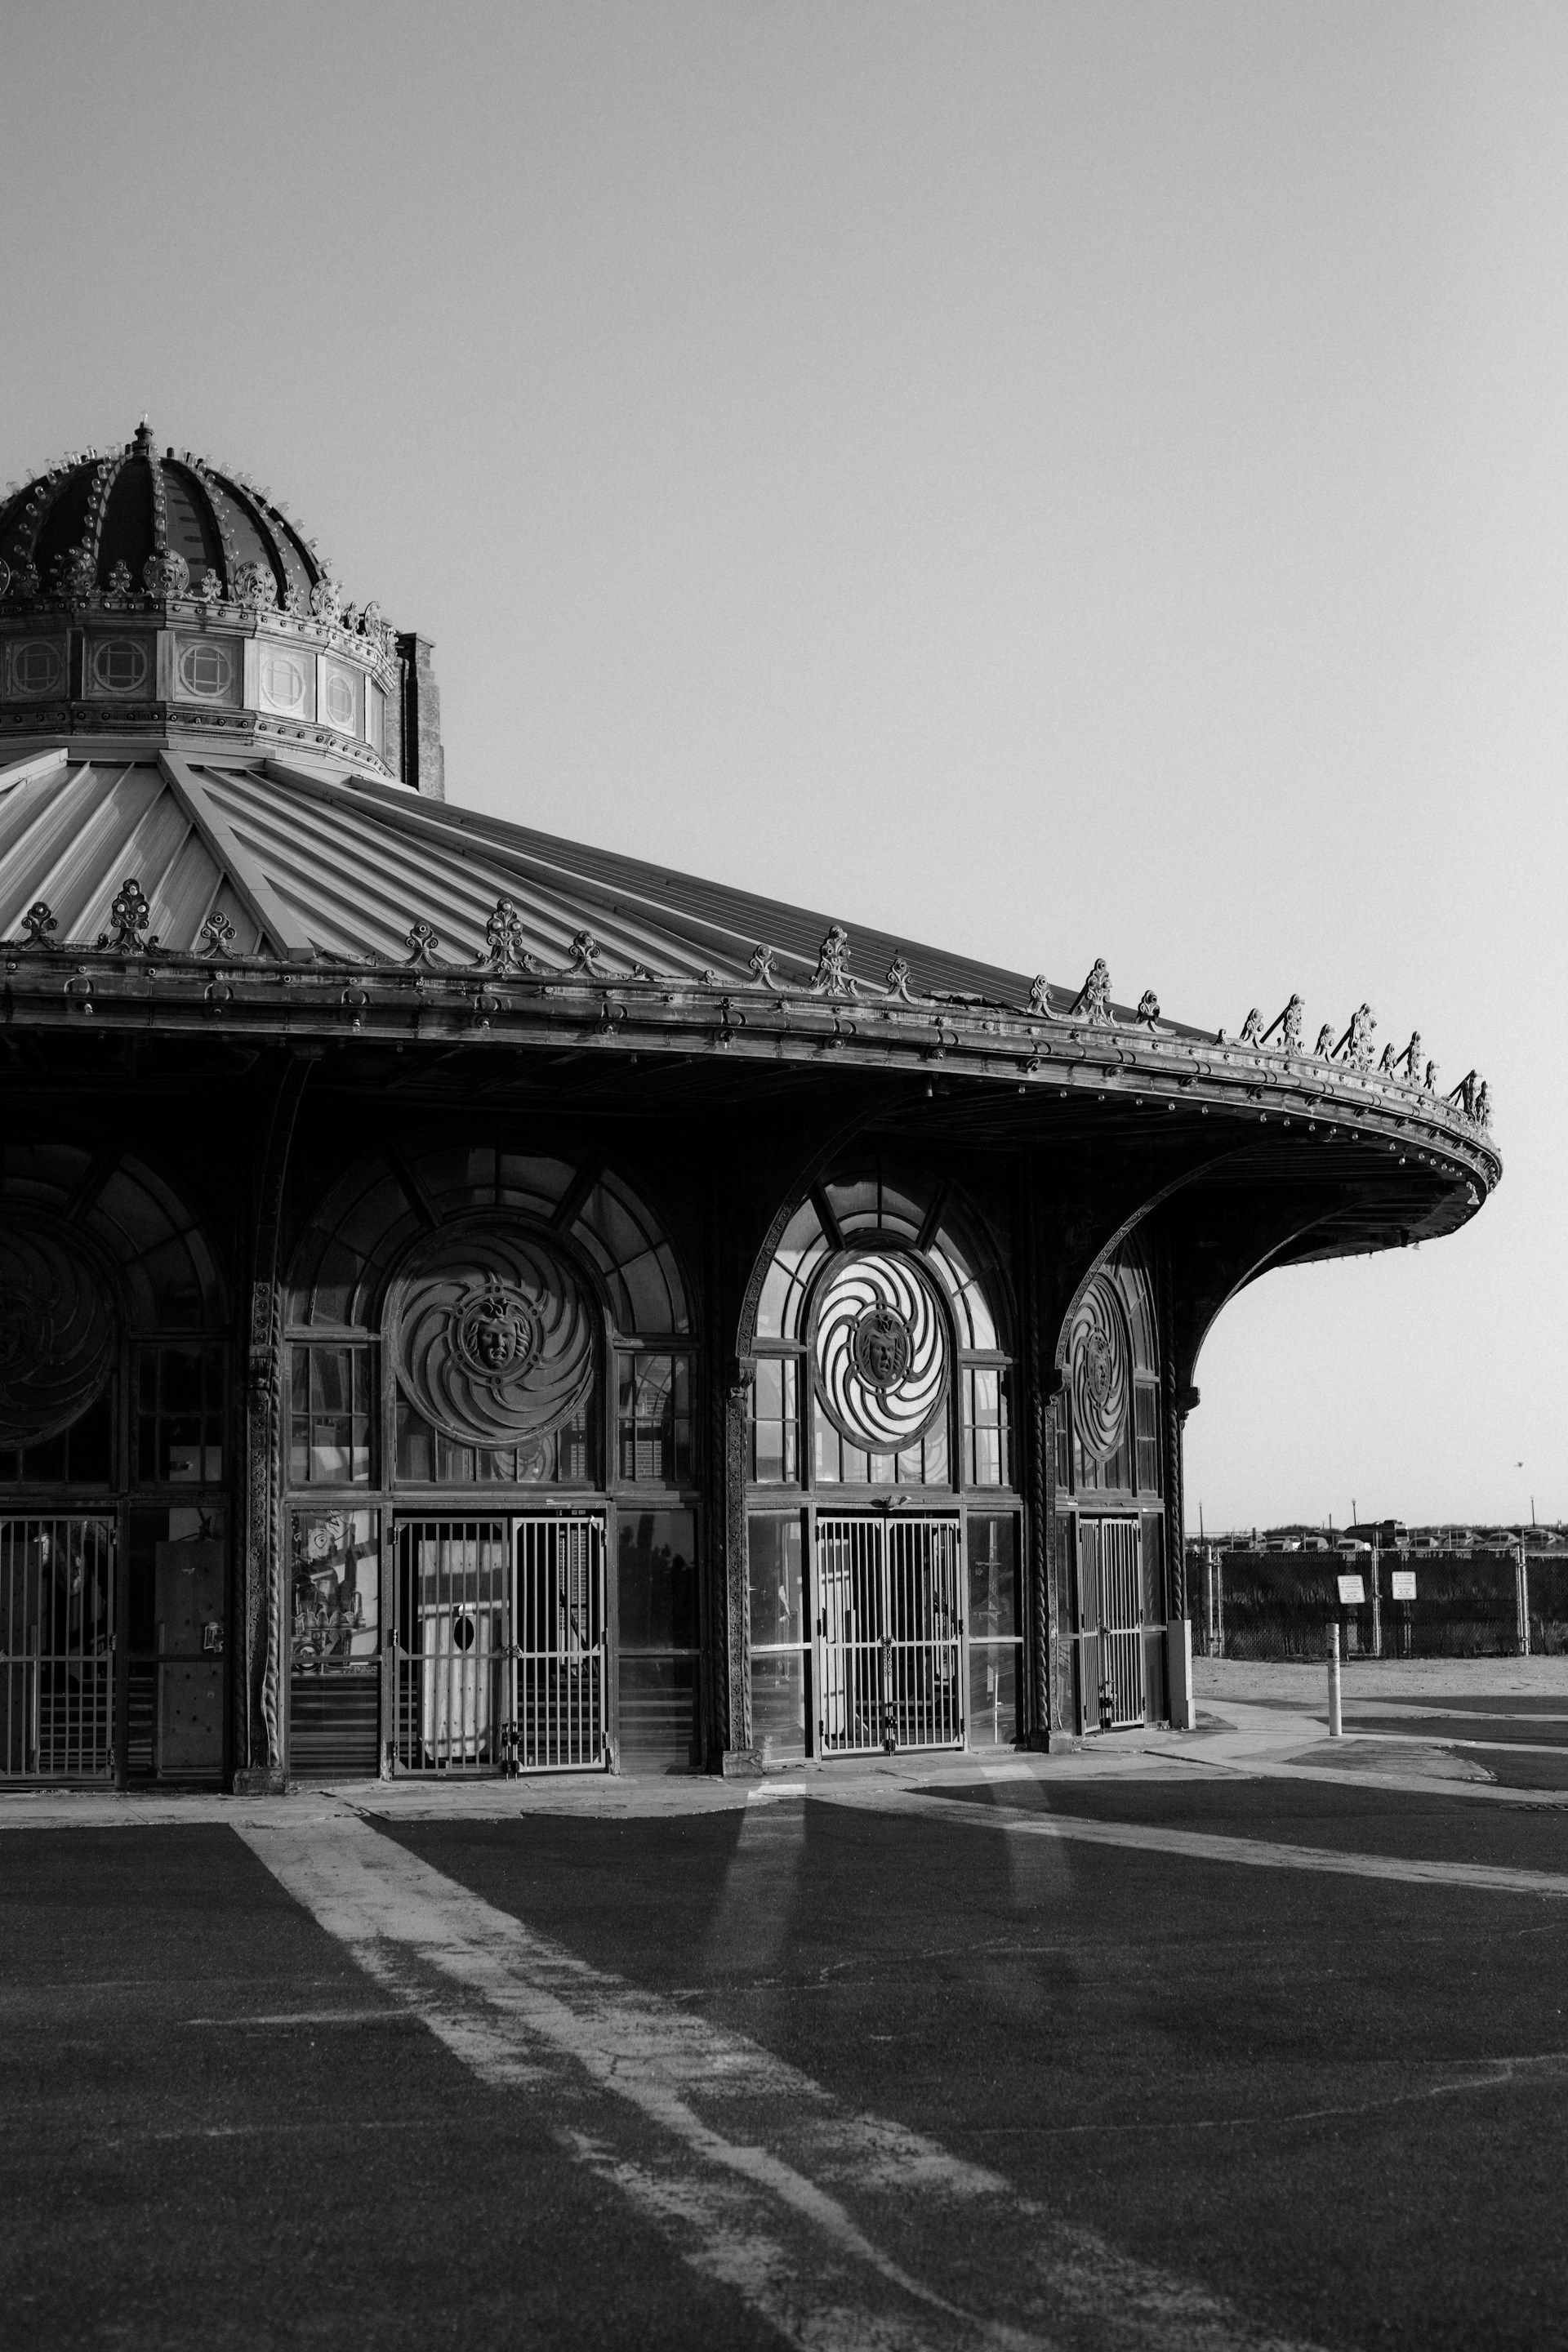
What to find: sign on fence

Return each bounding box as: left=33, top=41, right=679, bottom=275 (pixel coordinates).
left=1391, top=1569, right=1417, bottom=1601
left=1336, top=1574, right=1366, bottom=1605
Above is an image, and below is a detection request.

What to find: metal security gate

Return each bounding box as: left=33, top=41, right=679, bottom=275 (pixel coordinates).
left=1095, top=1517, right=1145, bottom=1728
left=392, top=1515, right=606, bottom=1775
left=510, top=1516, right=606, bottom=1772
left=1, top=1517, right=117, bottom=1780
left=816, top=1516, right=963, bottom=1755
left=393, top=1517, right=510, bottom=1773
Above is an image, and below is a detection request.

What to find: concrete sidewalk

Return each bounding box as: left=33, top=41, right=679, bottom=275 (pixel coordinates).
left=4, top=1669, right=1520, bottom=1829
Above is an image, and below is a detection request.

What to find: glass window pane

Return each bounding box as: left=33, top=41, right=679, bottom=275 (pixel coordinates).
left=292, top=1507, right=381, bottom=1671
left=747, top=1515, right=802, bottom=1648
left=968, top=1513, right=1019, bottom=1639
left=755, top=1419, right=785, bottom=1482
left=751, top=1650, right=805, bottom=1764
left=969, top=1643, right=1018, bottom=1748
left=617, top=1508, right=697, bottom=1650
left=617, top=1654, right=700, bottom=1771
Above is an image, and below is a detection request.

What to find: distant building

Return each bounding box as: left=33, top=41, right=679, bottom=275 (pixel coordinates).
left=0, top=426, right=1500, bottom=1787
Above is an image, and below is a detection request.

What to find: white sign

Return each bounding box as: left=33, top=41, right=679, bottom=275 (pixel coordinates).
left=1336, top=1574, right=1366, bottom=1606
left=1391, top=1569, right=1417, bottom=1601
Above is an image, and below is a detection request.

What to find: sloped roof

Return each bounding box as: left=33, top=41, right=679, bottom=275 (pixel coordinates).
left=0, top=745, right=1128, bottom=1019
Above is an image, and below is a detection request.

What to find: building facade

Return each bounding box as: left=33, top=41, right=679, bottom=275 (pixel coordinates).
left=0, top=429, right=1499, bottom=1788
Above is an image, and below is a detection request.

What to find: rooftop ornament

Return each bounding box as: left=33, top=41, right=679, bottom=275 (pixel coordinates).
left=565, top=930, right=605, bottom=977
left=477, top=898, right=539, bottom=975
left=811, top=924, right=856, bottom=996
left=1070, top=960, right=1111, bottom=1023
left=96, top=879, right=157, bottom=955
left=18, top=900, right=57, bottom=951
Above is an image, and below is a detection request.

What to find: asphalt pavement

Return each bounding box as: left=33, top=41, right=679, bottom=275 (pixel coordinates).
left=2, top=1669, right=1566, bottom=2352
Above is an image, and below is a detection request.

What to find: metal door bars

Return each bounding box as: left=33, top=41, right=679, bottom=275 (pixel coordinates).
left=816, top=1515, right=963, bottom=1755
left=0, top=1517, right=117, bottom=1780
left=507, top=1516, right=605, bottom=1773
left=1095, top=1517, right=1144, bottom=1728
left=391, top=1515, right=606, bottom=1775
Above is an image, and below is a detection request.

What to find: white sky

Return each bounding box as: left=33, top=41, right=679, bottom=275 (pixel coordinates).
left=4, top=2, right=1563, bottom=1526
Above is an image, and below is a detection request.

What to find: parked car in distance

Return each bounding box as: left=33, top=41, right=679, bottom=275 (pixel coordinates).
left=1299, top=1536, right=1330, bottom=1552
left=1334, top=1539, right=1372, bottom=1556
left=1346, top=1521, right=1409, bottom=1548
left=1263, top=1538, right=1302, bottom=1552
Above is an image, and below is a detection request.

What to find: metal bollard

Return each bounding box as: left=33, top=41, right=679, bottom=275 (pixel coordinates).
left=1327, top=1621, right=1342, bottom=1738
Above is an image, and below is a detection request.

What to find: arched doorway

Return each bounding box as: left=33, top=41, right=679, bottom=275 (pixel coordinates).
left=1058, top=1245, right=1167, bottom=1731
left=283, top=1138, right=697, bottom=1777
left=0, top=1142, right=229, bottom=1783
left=741, top=1160, right=1021, bottom=1762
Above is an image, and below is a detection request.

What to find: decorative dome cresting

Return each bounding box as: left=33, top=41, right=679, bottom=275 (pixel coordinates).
left=0, top=422, right=402, bottom=666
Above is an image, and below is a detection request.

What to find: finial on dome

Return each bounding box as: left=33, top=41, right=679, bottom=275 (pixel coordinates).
left=132, top=417, right=154, bottom=450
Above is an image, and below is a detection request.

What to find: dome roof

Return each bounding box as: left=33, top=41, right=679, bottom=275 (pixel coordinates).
left=0, top=421, right=442, bottom=796
left=0, top=421, right=352, bottom=617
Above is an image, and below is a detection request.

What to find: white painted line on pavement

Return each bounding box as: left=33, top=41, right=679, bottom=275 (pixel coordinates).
left=1337, top=1729, right=1568, bottom=1761
left=237, top=1811, right=1326, bottom=2352
left=820, top=1787, right=1568, bottom=1897
left=1159, top=1755, right=1568, bottom=1810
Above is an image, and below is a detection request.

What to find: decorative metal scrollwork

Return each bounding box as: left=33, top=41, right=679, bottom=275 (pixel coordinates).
left=392, top=1227, right=595, bottom=1450
left=1334, top=1004, right=1376, bottom=1070
left=477, top=898, right=538, bottom=974
left=1071, top=960, right=1111, bottom=1022
left=1069, top=1273, right=1130, bottom=1464
left=0, top=1221, right=118, bottom=1447
left=565, top=930, right=604, bottom=975
left=97, top=878, right=156, bottom=953
left=19, top=901, right=57, bottom=950
left=810, top=924, right=856, bottom=996
left=813, top=1251, right=947, bottom=1451
left=230, top=559, right=276, bottom=612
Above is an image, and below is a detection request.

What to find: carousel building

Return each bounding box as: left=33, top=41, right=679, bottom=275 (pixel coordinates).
left=0, top=426, right=1499, bottom=1790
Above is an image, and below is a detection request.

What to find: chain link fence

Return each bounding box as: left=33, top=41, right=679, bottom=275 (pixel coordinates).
left=1188, top=1546, right=1551, bottom=1660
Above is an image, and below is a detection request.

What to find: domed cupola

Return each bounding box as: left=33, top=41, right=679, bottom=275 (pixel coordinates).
left=0, top=423, right=443, bottom=795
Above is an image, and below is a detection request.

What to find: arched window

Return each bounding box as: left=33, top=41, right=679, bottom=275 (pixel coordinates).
left=283, top=1138, right=697, bottom=1780
left=286, top=1139, right=691, bottom=1495
left=1062, top=1245, right=1161, bottom=1499
left=745, top=1160, right=1020, bottom=1766
left=749, top=1161, right=1013, bottom=1494
left=0, top=1143, right=229, bottom=1785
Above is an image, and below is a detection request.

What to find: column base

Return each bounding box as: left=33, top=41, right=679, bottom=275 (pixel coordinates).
left=232, top=1765, right=289, bottom=1796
